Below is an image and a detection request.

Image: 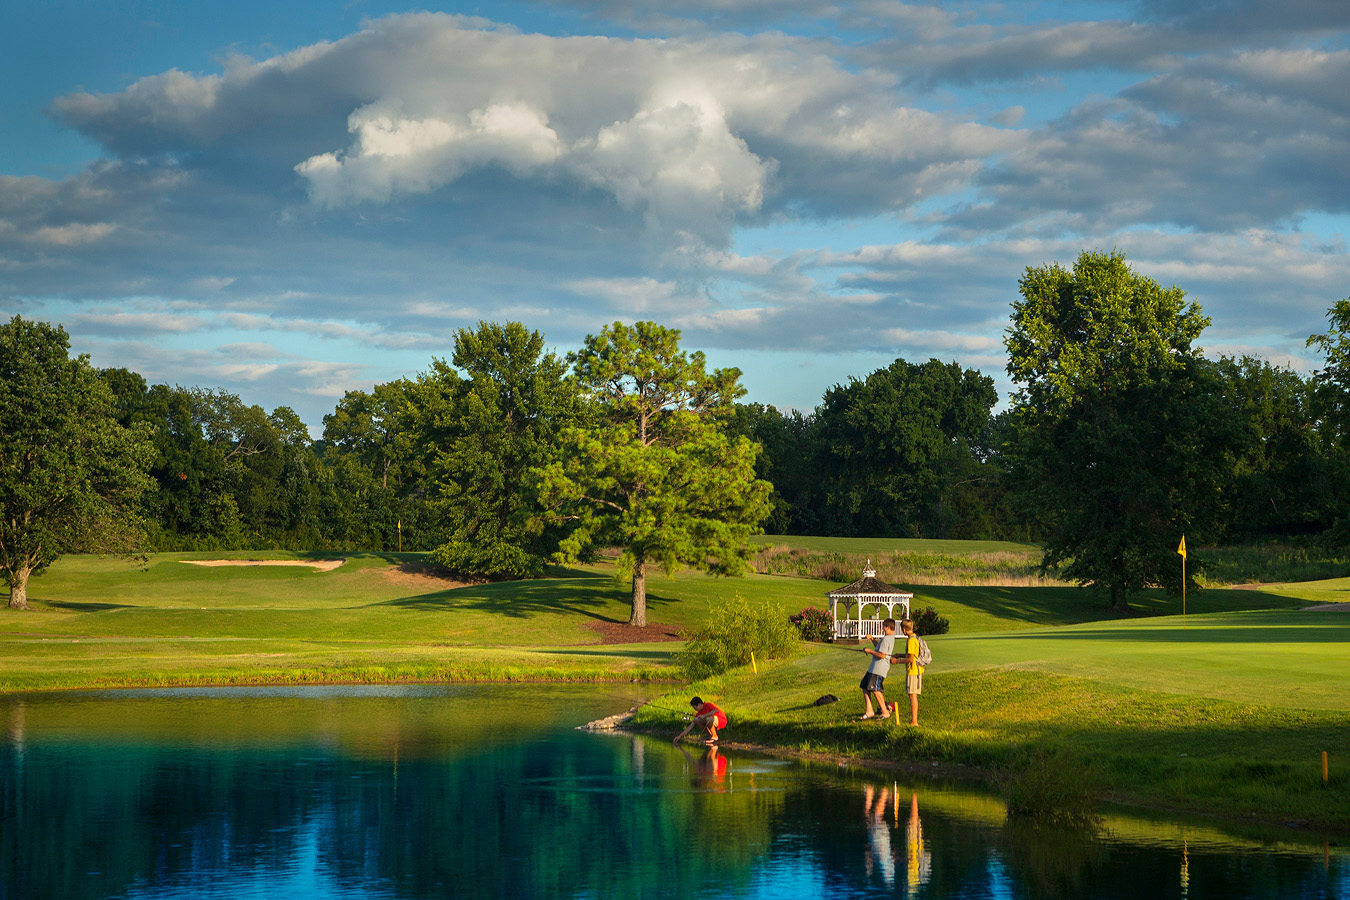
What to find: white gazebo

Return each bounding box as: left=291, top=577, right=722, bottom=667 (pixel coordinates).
left=828, top=561, right=913, bottom=640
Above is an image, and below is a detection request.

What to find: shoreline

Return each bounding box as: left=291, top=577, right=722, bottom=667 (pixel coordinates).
left=609, top=717, right=1350, bottom=840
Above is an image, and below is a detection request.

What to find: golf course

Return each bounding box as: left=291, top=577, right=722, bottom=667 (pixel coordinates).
left=3, top=539, right=1348, bottom=831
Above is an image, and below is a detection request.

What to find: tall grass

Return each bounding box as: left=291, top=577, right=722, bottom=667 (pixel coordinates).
left=1196, top=542, right=1350, bottom=585
left=759, top=539, right=1350, bottom=588
left=755, top=545, right=1070, bottom=588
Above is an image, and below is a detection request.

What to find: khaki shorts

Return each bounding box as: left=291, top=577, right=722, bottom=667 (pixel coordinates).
left=906, top=672, right=923, bottom=695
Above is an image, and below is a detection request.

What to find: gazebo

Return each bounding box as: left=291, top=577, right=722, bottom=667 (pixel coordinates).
left=828, top=561, right=913, bottom=640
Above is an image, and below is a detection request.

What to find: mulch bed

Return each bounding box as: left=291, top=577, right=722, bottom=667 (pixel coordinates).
left=583, top=619, right=684, bottom=644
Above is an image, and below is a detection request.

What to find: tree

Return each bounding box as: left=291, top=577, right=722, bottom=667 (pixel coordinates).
left=1208, top=356, right=1331, bottom=541
left=1005, top=250, right=1231, bottom=610
left=320, top=380, right=427, bottom=550
left=814, top=358, right=1000, bottom=538
left=725, top=403, right=818, bottom=534
left=426, top=322, right=583, bottom=578
left=1306, top=298, right=1350, bottom=439
left=538, top=321, right=771, bottom=625
left=0, top=317, right=155, bottom=608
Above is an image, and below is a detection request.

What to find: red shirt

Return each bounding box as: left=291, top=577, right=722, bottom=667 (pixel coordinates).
left=695, top=702, right=728, bottom=729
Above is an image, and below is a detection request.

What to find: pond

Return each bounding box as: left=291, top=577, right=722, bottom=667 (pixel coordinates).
left=1, top=685, right=1344, bottom=899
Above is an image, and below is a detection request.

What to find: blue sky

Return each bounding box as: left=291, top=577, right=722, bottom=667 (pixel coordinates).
left=3, top=0, right=1348, bottom=432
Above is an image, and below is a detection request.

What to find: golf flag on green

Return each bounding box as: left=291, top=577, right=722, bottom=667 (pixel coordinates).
left=1177, top=536, right=1187, bottom=559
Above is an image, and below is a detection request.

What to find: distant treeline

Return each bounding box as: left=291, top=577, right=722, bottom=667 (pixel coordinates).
left=99, top=333, right=1349, bottom=559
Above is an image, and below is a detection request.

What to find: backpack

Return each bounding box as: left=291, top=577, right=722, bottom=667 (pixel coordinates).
left=915, top=637, right=932, bottom=667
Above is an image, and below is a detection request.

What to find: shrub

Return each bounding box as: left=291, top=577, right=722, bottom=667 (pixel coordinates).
left=675, top=594, right=800, bottom=681
left=789, top=606, right=834, bottom=642
left=911, top=605, right=950, bottom=636
left=430, top=540, right=543, bottom=580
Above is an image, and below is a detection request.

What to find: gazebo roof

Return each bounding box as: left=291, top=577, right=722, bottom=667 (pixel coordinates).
left=827, top=562, right=913, bottom=599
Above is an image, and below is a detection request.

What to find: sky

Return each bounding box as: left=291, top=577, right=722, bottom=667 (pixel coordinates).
left=2, top=0, right=1348, bottom=433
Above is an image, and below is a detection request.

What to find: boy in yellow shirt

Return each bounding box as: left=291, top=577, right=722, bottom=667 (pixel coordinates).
left=892, top=619, right=924, bottom=726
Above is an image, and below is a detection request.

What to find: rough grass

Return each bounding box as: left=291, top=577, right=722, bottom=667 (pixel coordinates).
left=755, top=536, right=1064, bottom=587
left=1198, top=542, right=1350, bottom=586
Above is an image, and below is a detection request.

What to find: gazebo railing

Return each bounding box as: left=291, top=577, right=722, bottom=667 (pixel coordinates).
left=834, top=618, right=892, bottom=640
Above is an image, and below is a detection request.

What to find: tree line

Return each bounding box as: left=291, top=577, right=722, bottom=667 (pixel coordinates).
left=4, top=249, right=1350, bottom=614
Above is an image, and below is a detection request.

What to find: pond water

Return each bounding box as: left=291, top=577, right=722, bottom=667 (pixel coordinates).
left=1, top=685, right=1344, bottom=900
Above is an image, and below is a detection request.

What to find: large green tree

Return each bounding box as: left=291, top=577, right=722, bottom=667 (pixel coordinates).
left=426, top=321, right=583, bottom=578
left=1005, top=250, right=1233, bottom=610
left=538, top=321, right=770, bottom=625
left=814, top=357, right=1000, bottom=539
left=0, top=317, right=155, bottom=608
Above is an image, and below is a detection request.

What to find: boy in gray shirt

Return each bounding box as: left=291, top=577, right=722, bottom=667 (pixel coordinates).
left=858, top=618, right=896, bottom=720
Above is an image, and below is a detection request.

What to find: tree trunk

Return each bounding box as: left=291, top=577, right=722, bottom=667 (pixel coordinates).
left=8, top=565, right=31, bottom=610
left=629, top=555, right=647, bottom=627
left=1110, top=582, right=1129, bottom=613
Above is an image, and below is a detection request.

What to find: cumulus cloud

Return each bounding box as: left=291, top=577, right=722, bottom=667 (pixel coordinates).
left=41, top=14, right=1007, bottom=247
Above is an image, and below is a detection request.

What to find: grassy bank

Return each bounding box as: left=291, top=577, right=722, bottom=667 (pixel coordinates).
left=630, top=602, right=1350, bottom=830
left=6, top=547, right=1350, bottom=830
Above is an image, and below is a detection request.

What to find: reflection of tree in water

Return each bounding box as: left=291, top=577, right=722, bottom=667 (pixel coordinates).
left=0, top=732, right=789, bottom=900
left=999, top=821, right=1108, bottom=900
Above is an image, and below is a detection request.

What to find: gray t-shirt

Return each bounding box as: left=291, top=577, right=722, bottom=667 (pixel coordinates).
left=866, top=633, right=896, bottom=677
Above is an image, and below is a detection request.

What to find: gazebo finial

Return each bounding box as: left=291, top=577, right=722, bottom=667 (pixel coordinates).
left=863, top=558, right=876, bottom=578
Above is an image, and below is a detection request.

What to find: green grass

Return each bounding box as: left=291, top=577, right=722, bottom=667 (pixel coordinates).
left=1197, top=542, right=1350, bottom=585
left=756, top=535, right=1041, bottom=555
left=634, top=623, right=1350, bottom=827
left=8, top=547, right=1350, bottom=828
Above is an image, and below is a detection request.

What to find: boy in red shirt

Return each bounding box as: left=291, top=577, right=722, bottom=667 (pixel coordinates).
left=673, top=696, right=727, bottom=745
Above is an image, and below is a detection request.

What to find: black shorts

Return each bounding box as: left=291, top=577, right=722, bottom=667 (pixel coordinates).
left=859, top=673, right=885, bottom=693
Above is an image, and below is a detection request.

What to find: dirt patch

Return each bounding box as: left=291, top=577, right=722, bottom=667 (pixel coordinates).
left=583, top=619, right=684, bottom=645
left=1303, top=602, right=1350, bottom=611
left=364, top=560, right=479, bottom=593
left=183, top=559, right=346, bottom=572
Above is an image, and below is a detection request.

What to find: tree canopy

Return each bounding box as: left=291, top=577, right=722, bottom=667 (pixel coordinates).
left=427, top=321, right=583, bottom=578
left=0, top=317, right=155, bottom=608
left=1004, top=249, right=1230, bottom=609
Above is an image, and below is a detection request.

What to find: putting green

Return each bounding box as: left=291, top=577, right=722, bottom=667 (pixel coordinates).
left=929, top=609, right=1350, bottom=711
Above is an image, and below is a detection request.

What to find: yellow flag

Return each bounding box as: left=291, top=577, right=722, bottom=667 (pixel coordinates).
left=1177, top=536, right=1187, bottom=559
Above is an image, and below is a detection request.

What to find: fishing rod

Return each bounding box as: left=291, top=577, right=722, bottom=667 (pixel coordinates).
left=588, top=689, right=691, bottom=716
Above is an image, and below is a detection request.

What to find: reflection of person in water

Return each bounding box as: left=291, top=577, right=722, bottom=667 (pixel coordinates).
left=905, top=792, right=932, bottom=897
left=677, top=744, right=730, bottom=792
left=862, top=783, right=896, bottom=887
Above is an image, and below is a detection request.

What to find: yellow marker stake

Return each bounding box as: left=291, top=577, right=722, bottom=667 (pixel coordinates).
left=1323, top=751, right=1329, bottom=786
left=1177, top=535, right=1188, bottom=622
left=751, top=652, right=757, bottom=674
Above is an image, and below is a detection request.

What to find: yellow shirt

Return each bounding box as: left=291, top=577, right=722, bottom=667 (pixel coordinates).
left=905, top=635, right=924, bottom=676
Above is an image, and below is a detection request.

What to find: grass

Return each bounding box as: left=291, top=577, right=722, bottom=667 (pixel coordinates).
left=6, top=544, right=1350, bottom=828
left=754, top=535, right=1061, bottom=587
left=1198, top=542, right=1350, bottom=585
left=634, top=629, right=1350, bottom=828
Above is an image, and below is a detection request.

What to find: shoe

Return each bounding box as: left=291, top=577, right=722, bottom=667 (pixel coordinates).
left=877, top=706, right=891, bottom=719
left=858, top=713, right=876, bottom=720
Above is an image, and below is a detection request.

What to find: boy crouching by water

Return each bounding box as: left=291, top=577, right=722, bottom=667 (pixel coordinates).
left=674, top=696, right=727, bottom=745
left=858, top=619, right=896, bottom=720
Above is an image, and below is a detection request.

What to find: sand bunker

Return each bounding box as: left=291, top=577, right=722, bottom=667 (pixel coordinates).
left=183, top=559, right=345, bottom=572
left=1303, top=601, right=1350, bottom=611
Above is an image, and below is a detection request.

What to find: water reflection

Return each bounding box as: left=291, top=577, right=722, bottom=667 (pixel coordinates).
left=0, top=686, right=1345, bottom=900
